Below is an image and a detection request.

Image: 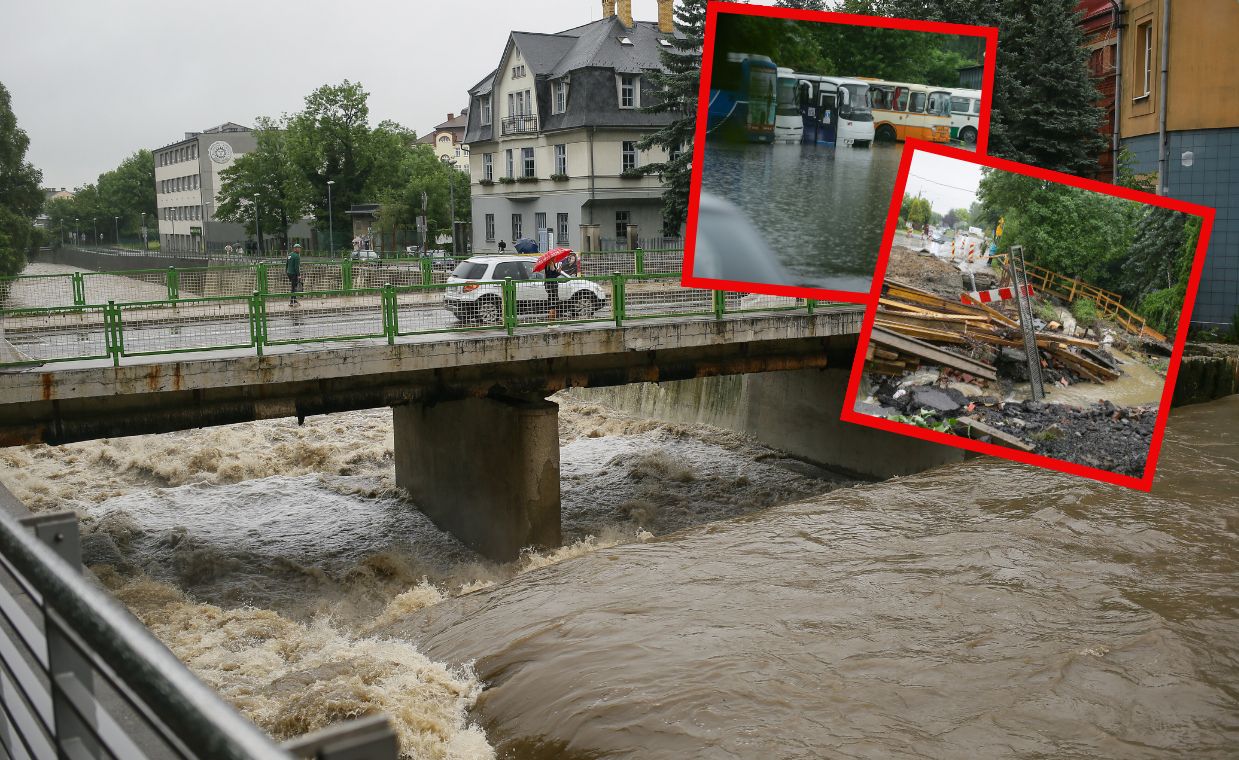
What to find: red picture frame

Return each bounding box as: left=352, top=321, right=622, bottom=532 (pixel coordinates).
left=839, top=139, right=1217, bottom=491
left=681, top=1, right=1000, bottom=303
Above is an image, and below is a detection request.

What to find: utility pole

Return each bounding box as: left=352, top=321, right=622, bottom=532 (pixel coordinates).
left=253, top=193, right=262, bottom=256
left=92, top=218, right=97, bottom=248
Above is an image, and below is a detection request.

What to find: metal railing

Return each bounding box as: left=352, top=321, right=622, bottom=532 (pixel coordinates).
left=0, top=272, right=836, bottom=369
left=499, top=114, right=538, bottom=136
left=4, top=250, right=685, bottom=312
left=0, top=506, right=398, bottom=759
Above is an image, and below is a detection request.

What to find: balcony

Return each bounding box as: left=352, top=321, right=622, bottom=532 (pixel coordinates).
left=501, top=114, right=538, bottom=136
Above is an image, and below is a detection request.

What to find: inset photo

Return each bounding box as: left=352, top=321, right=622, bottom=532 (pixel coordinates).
left=842, top=142, right=1216, bottom=490
left=683, top=2, right=997, bottom=299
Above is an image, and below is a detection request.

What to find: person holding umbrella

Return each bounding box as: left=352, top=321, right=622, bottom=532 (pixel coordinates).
left=532, top=247, right=574, bottom=322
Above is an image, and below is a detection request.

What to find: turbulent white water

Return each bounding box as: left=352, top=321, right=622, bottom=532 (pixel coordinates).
left=0, top=397, right=849, bottom=758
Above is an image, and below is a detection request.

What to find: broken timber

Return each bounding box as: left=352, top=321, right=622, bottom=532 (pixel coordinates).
left=868, top=326, right=998, bottom=382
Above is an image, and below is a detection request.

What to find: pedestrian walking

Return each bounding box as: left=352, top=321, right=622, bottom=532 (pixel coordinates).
left=543, top=256, right=561, bottom=321
left=498, top=240, right=507, bottom=253
left=287, top=243, right=302, bottom=306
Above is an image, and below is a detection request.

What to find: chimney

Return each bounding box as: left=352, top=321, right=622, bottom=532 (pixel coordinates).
left=658, top=0, right=675, bottom=33
left=601, top=0, right=615, bottom=18
left=617, top=0, right=632, bottom=27
left=447, top=113, right=454, bottom=121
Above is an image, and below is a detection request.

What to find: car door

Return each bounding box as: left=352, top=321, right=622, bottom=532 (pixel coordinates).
left=491, top=261, right=543, bottom=312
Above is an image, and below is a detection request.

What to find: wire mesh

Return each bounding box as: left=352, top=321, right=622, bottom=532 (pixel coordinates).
left=512, top=276, right=614, bottom=328
left=115, top=298, right=252, bottom=357
left=175, top=267, right=258, bottom=299
left=623, top=275, right=713, bottom=320
left=261, top=290, right=385, bottom=346
left=1, top=307, right=109, bottom=364
left=642, top=250, right=684, bottom=274
left=267, top=264, right=345, bottom=295
left=81, top=271, right=170, bottom=306
left=720, top=292, right=805, bottom=313
left=578, top=251, right=638, bottom=276
left=394, top=284, right=500, bottom=335
left=0, top=275, right=77, bottom=311
left=353, top=262, right=424, bottom=290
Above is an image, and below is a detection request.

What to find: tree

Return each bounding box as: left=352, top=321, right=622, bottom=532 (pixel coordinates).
left=637, top=0, right=708, bottom=236
left=96, top=149, right=155, bottom=239
left=0, top=81, right=44, bottom=275
left=906, top=196, right=932, bottom=227
left=374, top=144, right=469, bottom=248
left=216, top=117, right=310, bottom=249
left=943, top=207, right=969, bottom=229
left=872, top=0, right=1106, bottom=176
left=777, top=0, right=826, bottom=9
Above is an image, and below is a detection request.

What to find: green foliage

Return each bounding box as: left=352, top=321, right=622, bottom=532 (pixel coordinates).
left=903, top=194, right=932, bottom=227
left=1115, top=146, right=1157, bottom=193
left=637, top=0, right=707, bottom=236
left=374, top=144, right=470, bottom=244
left=215, top=117, right=309, bottom=246
left=0, top=81, right=45, bottom=275
left=891, top=408, right=955, bottom=433
left=943, top=207, right=969, bottom=229
left=1035, top=299, right=1059, bottom=322
left=1071, top=297, right=1098, bottom=325
left=872, top=0, right=1106, bottom=176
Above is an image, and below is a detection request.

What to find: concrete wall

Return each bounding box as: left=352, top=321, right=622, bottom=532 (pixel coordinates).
left=1172, top=352, right=1239, bottom=407
left=46, top=247, right=208, bottom=271
left=568, top=368, right=965, bottom=480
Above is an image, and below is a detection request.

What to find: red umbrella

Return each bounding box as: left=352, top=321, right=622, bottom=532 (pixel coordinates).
left=531, top=247, right=574, bottom=273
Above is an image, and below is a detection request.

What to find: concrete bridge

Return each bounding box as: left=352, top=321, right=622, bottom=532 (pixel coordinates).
left=2, top=305, right=964, bottom=559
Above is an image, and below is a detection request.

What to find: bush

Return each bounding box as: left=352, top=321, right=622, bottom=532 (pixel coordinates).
left=516, top=175, right=539, bottom=184
left=619, top=168, right=645, bottom=179
left=1138, top=287, right=1183, bottom=338
left=1035, top=300, right=1059, bottom=322
left=549, top=173, right=569, bottom=182
left=498, top=176, right=515, bottom=185
left=1071, top=297, right=1099, bottom=324
left=478, top=178, right=494, bottom=186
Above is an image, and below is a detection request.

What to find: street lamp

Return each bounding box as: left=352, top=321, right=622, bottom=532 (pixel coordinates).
left=326, top=180, right=335, bottom=257
left=114, top=216, right=120, bottom=248
left=92, top=218, right=97, bottom=248
left=74, top=218, right=79, bottom=247
left=440, top=156, right=456, bottom=254
left=253, top=194, right=262, bottom=256
left=141, top=212, right=147, bottom=251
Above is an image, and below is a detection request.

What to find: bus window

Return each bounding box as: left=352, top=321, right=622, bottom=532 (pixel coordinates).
left=971, top=98, right=982, bottom=115
left=927, top=91, right=948, bottom=115
left=950, top=96, right=971, bottom=114
left=776, top=78, right=799, bottom=116
left=870, top=88, right=891, bottom=110
left=893, top=88, right=909, bottom=112
left=910, top=91, right=927, bottom=113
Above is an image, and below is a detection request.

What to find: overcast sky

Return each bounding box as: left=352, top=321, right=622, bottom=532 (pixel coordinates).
left=903, top=150, right=984, bottom=214
left=1, top=0, right=693, bottom=189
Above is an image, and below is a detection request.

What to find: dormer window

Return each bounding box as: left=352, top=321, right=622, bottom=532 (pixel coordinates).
left=480, top=96, right=492, bottom=126
left=618, top=74, right=639, bottom=109
left=554, top=79, right=569, bottom=114
left=512, top=64, right=527, bottom=79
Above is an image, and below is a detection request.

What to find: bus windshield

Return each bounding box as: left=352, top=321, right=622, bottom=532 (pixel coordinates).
left=928, top=91, right=951, bottom=116
left=909, top=91, right=927, bottom=113
left=776, top=78, right=799, bottom=116
left=838, top=84, right=871, bottom=121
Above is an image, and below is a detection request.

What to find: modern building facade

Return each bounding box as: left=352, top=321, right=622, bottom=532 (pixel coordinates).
left=153, top=122, right=311, bottom=254
left=1114, top=1, right=1239, bottom=328
left=418, top=111, right=471, bottom=171
left=462, top=0, right=680, bottom=252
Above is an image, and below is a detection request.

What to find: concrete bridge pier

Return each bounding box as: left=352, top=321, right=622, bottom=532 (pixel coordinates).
left=393, top=396, right=561, bottom=562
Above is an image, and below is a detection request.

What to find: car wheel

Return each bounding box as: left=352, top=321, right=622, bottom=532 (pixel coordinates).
left=477, top=296, right=502, bottom=325
left=566, top=292, right=598, bottom=319
left=875, top=124, right=897, bottom=143
left=960, top=126, right=977, bottom=145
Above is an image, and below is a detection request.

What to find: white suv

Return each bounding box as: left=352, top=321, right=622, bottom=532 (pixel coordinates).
left=444, top=255, right=609, bottom=324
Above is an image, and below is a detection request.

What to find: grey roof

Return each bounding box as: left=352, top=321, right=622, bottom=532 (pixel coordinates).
left=510, top=31, right=580, bottom=75
left=549, top=18, right=670, bottom=77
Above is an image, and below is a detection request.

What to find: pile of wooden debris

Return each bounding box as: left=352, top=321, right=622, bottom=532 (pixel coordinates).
left=866, top=280, right=1123, bottom=388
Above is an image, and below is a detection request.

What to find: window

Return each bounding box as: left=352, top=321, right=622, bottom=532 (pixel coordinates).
left=511, top=213, right=523, bottom=240
left=554, top=144, right=567, bottom=175
left=669, top=142, right=683, bottom=161
left=483, top=153, right=493, bottom=181
left=494, top=261, right=530, bottom=280
left=512, top=64, right=526, bottom=79
left=615, top=210, right=630, bottom=240
left=622, top=141, right=638, bottom=172
left=484, top=214, right=495, bottom=241
left=554, top=79, right=568, bottom=113
left=522, top=147, right=535, bottom=177
left=507, top=92, right=514, bottom=116
left=453, top=260, right=489, bottom=278
left=950, top=96, right=971, bottom=115
left=505, top=149, right=514, bottom=177
left=481, top=96, right=492, bottom=125
left=619, top=74, right=637, bottom=108
left=557, top=213, right=569, bottom=242
left=534, top=212, right=546, bottom=236
left=438, top=134, right=451, bottom=144
left=893, top=88, right=909, bottom=112
left=1138, top=21, right=1153, bottom=98
left=909, top=91, right=927, bottom=113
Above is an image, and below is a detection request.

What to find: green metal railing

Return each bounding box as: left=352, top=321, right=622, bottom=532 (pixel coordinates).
left=5, top=249, right=684, bottom=312
left=0, top=272, right=835, bottom=369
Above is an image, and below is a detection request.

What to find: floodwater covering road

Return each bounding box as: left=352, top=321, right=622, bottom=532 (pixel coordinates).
left=699, top=141, right=903, bottom=293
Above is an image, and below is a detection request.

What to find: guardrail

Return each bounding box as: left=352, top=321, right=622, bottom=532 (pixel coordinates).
left=0, top=506, right=398, bottom=759
left=989, top=254, right=1167, bottom=342
left=0, top=273, right=832, bottom=369
left=3, top=250, right=684, bottom=311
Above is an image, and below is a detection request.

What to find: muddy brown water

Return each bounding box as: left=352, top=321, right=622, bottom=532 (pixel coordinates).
left=385, top=396, right=1239, bottom=759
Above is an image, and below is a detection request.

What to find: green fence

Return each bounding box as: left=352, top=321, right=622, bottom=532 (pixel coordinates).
left=0, top=273, right=833, bottom=369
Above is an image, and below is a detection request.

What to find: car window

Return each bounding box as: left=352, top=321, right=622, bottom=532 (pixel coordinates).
left=492, top=261, right=529, bottom=280
left=452, top=261, right=488, bottom=279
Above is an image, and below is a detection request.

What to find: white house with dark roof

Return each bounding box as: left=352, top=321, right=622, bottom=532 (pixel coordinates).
left=463, top=0, right=680, bottom=252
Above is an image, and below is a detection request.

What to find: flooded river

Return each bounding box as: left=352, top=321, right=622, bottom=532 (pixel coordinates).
left=1, top=391, right=1236, bottom=758
left=700, top=141, right=904, bottom=292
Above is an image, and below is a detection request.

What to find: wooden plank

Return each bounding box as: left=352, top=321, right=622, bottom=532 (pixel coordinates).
left=874, top=320, right=970, bottom=345
left=868, top=326, right=998, bottom=381
left=953, top=416, right=1035, bottom=452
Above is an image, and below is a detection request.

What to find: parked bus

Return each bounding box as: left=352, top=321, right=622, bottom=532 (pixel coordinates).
left=774, top=67, right=802, bottom=143
left=862, top=80, right=951, bottom=143
left=948, top=88, right=982, bottom=145
left=795, top=75, right=874, bottom=147
left=707, top=53, right=778, bottom=143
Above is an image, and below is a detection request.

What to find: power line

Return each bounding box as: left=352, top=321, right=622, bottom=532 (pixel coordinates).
left=907, top=173, right=979, bottom=195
